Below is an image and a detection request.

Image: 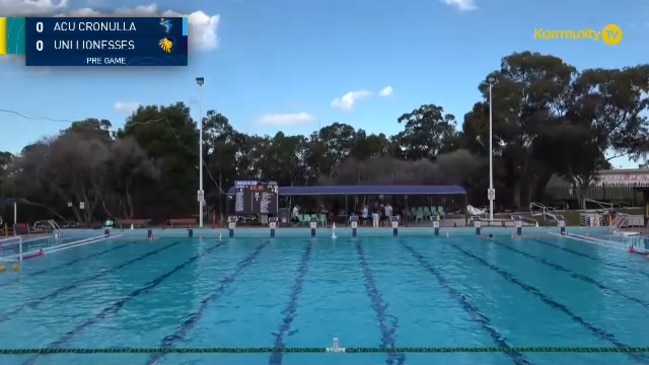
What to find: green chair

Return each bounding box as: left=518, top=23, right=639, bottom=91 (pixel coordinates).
left=423, top=206, right=430, bottom=220
left=410, top=207, right=417, bottom=221
left=299, top=214, right=309, bottom=226
left=318, top=213, right=327, bottom=226
left=415, top=207, right=424, bottom=222
left=437, top=206, right=446, bottom=219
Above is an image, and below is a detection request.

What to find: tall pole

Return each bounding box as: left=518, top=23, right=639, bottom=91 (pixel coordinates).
left=196, top=77, right=205, bottom=227
left=488, top=80, right=494, bottom=222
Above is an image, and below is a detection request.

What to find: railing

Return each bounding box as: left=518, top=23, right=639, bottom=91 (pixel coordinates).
left=609, top=215, right=628, bottom=230
left=512, top=215, right=538, bottom=226
left=584, top=199, right=615, bottom=210
left=529, top=202, right=558, bottom=221
left=47, top=220, right=62, bottom=235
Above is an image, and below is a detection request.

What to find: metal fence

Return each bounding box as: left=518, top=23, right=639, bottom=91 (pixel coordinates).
left=545, top=186, right=645, bottom=206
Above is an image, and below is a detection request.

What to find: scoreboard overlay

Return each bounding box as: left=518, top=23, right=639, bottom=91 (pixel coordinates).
left=0, top=17, right=188, bottom=66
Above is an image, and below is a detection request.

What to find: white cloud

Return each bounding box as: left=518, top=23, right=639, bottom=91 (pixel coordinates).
left=442, top=0, right=477, bottom=11
left=113, top=101, right=141, bottom=113
left=331, top=90, right=372, bottom=111
left=0, top=1, right=219, bottom=56
left=0, top=0, right=69, bottom=16
left=256, top=112, right=314, bottom=126
left=379, top=86, right=393, bottom=97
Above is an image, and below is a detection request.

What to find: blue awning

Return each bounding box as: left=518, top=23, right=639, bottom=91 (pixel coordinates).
left=227, top=185, right=465, bottom=196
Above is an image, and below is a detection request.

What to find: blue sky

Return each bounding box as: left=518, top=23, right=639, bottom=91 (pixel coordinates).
left=1, top=0, right=648, bottom=168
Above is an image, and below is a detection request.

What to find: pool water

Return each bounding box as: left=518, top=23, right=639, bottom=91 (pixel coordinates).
left=1, top=233, right=649, bottom=365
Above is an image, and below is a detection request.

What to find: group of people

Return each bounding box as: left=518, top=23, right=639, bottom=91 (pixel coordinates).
left=359, top=203, right=396, bottom=227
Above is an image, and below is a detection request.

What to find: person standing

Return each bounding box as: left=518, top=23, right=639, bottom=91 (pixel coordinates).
left=372, top=205, right=380, bottom=228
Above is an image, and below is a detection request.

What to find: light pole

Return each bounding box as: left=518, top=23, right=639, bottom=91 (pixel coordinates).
left=196, top=77, right=205, bottom=227
left=487, top=77, right=495, bottom=222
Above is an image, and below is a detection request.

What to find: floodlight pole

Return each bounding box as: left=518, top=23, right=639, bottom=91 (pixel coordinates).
left=488, top=78, right=495, bottom=223
left=196, top=77, right=205, bottom=227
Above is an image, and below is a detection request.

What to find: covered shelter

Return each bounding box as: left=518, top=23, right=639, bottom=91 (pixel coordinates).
left=226, top=184, right=467, bottom=225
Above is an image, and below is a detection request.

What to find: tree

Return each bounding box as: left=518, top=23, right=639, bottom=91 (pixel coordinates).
left=466, top=51, right=577, bottom=207
left=534, top=124, right=605, bottom=209
left=572, top=65, right=649, bottom=162
left=104, top=138, right=160, bottom=218
left=117, top=103, right=198, bottom=220
left=395, top=104, right=457, bottom=161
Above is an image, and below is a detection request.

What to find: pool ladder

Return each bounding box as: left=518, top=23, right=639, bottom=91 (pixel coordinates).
left=47, top=220, right=62, bottom=236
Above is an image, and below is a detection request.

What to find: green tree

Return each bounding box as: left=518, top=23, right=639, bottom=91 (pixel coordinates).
left=395, top=104, right=457, bottom=161
left=117, top=102, right=198, bottom=220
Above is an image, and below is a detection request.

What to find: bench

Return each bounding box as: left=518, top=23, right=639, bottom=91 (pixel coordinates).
left=167, top=218, right=196, bottom=228
left=119, top=219, right=150, bottom=228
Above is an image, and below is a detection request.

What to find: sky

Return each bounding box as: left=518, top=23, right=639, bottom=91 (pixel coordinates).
left=0, top=0, right=648, bottom=168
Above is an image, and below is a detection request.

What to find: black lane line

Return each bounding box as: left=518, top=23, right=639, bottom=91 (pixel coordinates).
left=144, top=240, right=271, bottom=365
left=449, top=243, right=649, bottom=364
left=0, top=241, right=182, bottom=323
left=491, top=239, right=649, bottom=309
left=401, top=243, right=531, bottom=365
left=357, top=242, right=405, bottom=365
left=268, top=242, right=314, bottom=365
left=531, top=239, right=649, bottom=280
left=5, top=242, right=133, bottom=284
left=20, top=242, right=226, bottom=365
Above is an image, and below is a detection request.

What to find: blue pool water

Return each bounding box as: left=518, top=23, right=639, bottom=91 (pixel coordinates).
left=1, top=230, right=649, bottom=365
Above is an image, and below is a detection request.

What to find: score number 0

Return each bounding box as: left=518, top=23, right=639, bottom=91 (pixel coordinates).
left=35, top=21, right=44, bottom=51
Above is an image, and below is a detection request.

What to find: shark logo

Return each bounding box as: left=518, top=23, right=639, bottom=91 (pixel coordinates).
left=160, top=18, right=172, bottom=33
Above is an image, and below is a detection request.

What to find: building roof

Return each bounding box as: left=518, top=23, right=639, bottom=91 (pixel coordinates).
left=227, top=185, right=466, bottom=196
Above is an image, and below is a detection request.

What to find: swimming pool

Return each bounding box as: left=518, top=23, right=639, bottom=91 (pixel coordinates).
left=1, top=228, right=648, bottom=365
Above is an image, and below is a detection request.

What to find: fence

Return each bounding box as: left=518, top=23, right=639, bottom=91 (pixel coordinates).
left=545, top=186, right=645, bottom=206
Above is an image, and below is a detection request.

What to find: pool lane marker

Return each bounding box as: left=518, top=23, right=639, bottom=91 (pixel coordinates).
left=490, top=239, right=649, bottom=309
left=0, top=240, right=182, bottom=323
left=267, top=241, right=314, bottom=365
left=19, top=241, right=226, bottom=365
left=144, top=240, right=271, bottom=365
left=357, top=242, right=406, bottom=365
left=449, top=243, right=649, bottom=364
left=531, top=239, right=649, bottom=280
left=401, top=243, right=532, bottom=365
left=4, top=242, right=133, bottom=283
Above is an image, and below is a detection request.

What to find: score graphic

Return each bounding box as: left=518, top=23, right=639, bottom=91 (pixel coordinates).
left=233, top=180, right=279, bottom=215
left=25, top=17, right=188, bottom=66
